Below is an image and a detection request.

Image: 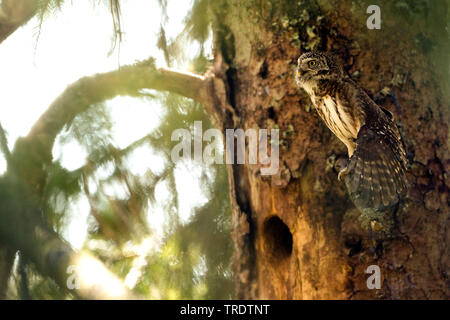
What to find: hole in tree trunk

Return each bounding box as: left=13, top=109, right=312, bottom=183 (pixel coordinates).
left=259, top=61, right=268, bottom=79
left=267, top=106, right=276, bottom=120
left=263, top=216, right=293, bottom=262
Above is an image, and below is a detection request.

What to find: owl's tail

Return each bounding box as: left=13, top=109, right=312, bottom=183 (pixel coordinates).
left=344, top=127, right=408, bottom=212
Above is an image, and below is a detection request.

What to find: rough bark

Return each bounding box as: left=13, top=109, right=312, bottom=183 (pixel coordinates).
left=0, top=0, right=37, bottom=44
left=211, top=0, right=449, bottom=299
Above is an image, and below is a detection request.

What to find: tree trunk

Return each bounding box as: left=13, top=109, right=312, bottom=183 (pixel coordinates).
left=211, top=0, right=449, bottom=299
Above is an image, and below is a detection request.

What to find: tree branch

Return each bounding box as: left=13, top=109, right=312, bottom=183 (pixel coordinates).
left=0, top=0, right=37, bottom=45
left=12, top=59, right=214, bottom=195
left=28, top=59, right=211, bottom=144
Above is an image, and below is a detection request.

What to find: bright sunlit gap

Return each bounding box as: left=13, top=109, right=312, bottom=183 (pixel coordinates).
left=73, top=251, right=129, bottom=299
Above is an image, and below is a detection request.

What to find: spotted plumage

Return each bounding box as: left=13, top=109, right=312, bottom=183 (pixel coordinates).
left=296, top=51, right=408, bottom=211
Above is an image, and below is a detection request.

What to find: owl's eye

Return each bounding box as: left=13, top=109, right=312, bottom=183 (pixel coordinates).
left=308, top=60, right=317, bottom=67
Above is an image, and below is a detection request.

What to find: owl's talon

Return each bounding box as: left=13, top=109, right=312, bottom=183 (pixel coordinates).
left=338, top=167, right=349, bottom=181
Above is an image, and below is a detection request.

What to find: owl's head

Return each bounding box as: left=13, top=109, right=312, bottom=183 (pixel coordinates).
left=296, top=51, right=344, bottom=89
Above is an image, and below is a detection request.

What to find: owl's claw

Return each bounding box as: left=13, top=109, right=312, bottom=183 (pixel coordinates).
left=338, top=167, right=349, bottom=181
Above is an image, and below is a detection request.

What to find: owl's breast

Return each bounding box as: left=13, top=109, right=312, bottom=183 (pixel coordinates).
left=313, top=95, right=359, bottom=155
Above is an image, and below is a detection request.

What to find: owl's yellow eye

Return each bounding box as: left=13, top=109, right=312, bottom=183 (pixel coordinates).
left=308, top=60, right=317, bottom=67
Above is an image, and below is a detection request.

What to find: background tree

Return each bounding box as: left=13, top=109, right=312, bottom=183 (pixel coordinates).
left=0, top=0, right=448, bottom=299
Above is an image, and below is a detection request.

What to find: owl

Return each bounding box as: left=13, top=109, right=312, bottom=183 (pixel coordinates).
left=295, top=51, right=408, bottom=211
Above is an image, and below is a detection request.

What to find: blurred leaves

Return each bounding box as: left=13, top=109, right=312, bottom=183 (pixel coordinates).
left=60, top=103, right=113, bottom=155
left=184, top=0, right=211, bottom=44
left=8, top=0, right=233, bottom=300
left=15, top=90, right=233, bottom=299
left=43, top=161, right=83, bottom=231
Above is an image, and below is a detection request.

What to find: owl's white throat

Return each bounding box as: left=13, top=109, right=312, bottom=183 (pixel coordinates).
left=300, top=81, right=317, bottom=98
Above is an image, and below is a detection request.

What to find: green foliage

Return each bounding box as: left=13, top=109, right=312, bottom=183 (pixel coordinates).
left=36, top=0, right=65, bottom=17
left=43, top=161, right=83, bottom=231
left=13, top=91, right=234, bottom=299
left=5, top=90, right=233, bottom=299
left=6, top=0, right=234, bottom=300
left=157, top=0, right=213, bottom=71
left=185, top=0, right=211, bottom=44
left=129, top=160, right=233, bottom=299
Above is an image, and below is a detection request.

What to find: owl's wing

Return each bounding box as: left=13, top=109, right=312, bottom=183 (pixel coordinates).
left=344, top=124, right=408, bottom=212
